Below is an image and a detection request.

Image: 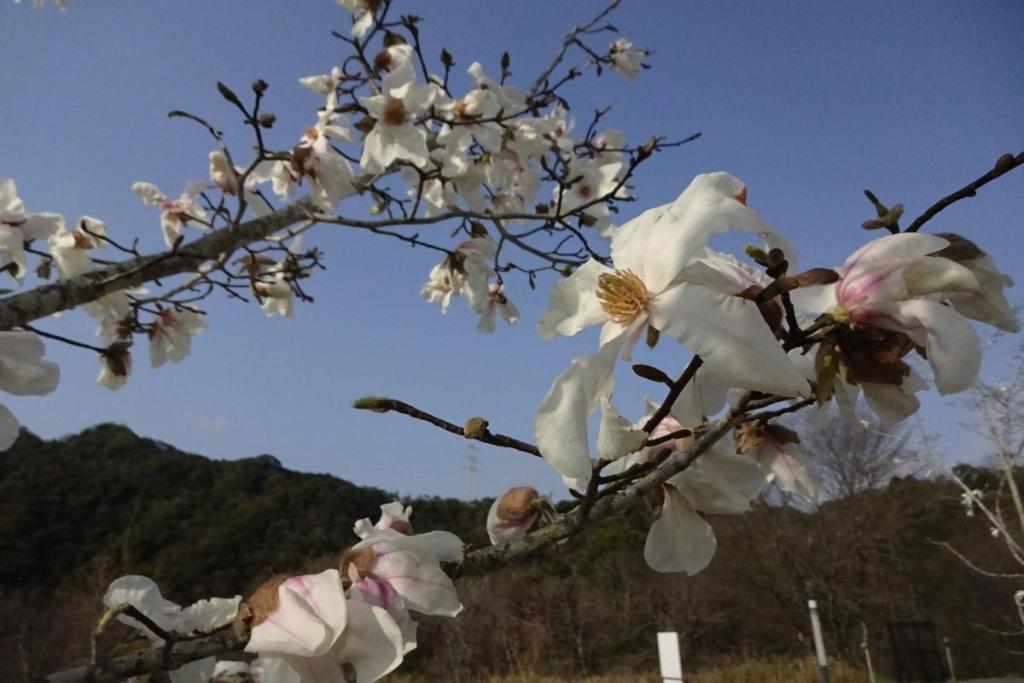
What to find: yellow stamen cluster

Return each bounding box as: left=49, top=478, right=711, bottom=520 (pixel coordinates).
left=596, top=269, right=649, bottom=322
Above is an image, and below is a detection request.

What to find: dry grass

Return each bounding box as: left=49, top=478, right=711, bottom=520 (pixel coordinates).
left=390, top=656, right=891, bottom=682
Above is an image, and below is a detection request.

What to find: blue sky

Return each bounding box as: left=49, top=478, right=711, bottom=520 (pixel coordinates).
left=1, top=0, right=1022, bottom=500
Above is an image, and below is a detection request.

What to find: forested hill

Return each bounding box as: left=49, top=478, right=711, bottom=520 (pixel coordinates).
left=0, top=423, right=489, bottom=597
left=2, top=424, right=1022, bottom=680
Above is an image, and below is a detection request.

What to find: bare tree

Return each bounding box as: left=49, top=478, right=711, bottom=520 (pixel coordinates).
left=804, top=418, right=920, bottom=500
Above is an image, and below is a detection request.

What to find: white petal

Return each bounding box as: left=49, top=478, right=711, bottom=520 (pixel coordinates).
left=861, top=370, right=926, bottom=424
left=538, top=259, right=614, bottom=339
left=946, top=255, right=1020, bottom=332
left=649, top=283, right=810, bottom=397
left=0, top=403, right=20, bottom=451
left=873, top=300, right=981, bottom=394
left=674, top=442, right=765, bottom=514
left=335, top=600, right=405, bottom=682
left=104, top=575, right=182, bottom=638
left=644, top=485, right=716, bottom=574
left=612, top=172, right=793, bottom=294
left=246, top=570, right=348, bottom=658
left=177, top=596, right=241, bottom=633
left=132, top=181, right=166, bottom=207
left=534, top=331, right=627, bottom=486
left=596, top=397, right=646, bottom=461
left=903, top=257, right=979, bottom=296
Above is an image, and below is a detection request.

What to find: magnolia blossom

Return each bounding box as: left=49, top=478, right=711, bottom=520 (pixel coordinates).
left=477, top=283, right=520, bottom=333
left=421, top=236, right=496, bottom=315
left=0, top=178, right=64, bottom=279
left=535, top=172, right=809, bottom=486
left=607, top=39, right=647, bottom=80
left=734, top=421, right=820, bottom=503
left=827, top=232, right=987, bottom=395
left=486, top=487, right=540, bottom=546
left=97, top=343, right=132, bottom=391
left=104, top=575, right=240, bottom=683
left=603, top=406, right=766, bottom=574
left=209, top=152, right=273, bottom=217
left=132, top=180, right=208, bottom=247
left=360, top=65, right=436, bottom=173
left=437, top=62, right=525, bottom=156
left=0, top=332, right=60, bottom=450
left=338, top=0, right=375, bottom=38
left=555, top=155, right=624, bottom=230
left=246, top=570, right=405, bottom=683
left=149, top=308, right=207, bottom=368
left=48, top=216, right=106, bottom=280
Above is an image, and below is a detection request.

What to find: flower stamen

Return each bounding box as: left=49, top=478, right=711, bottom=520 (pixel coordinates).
left=596, top=269, right=649, bottom=322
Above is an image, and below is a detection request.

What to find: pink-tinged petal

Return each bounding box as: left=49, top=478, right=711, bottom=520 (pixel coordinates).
left=348, top=580, right=417, bottom=655
left=644, top=484, right=716, bottom=574
left=538, top=259, right=613, bottom=340
left=766, top=443, right=820, bottom=504
left=839, top=232, right=949, bottom=280
left=535, top=331, right=628, bottom=486
left=648, top=283, right=810, bottom=397
left=871, top=300, right=981, bottom=395
left=902, top=257, right=979, bottom=296
left=359, top=529, right=464, bottom=564
left=246, top=569, right=347, bottom=658
left=597, top=397, right=646, bottom=461
left=0, top=403, right=20, bottom=451
left=612, top=172, right=794, bottom=295
left=336, top=600, right=406, bottom=681
left=371, top=549, right=462, bottom=617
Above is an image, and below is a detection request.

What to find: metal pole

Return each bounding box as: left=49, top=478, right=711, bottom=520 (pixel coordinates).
left=943, top=637, right=956, bottom=683
left=807, top=600, right=830, bottom=683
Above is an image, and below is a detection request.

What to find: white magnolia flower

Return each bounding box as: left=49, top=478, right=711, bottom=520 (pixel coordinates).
left=0, top=332, right=60, bottom=450
left=437, top=62, right=524, bottom=156
left=0, top=178, right=64, bottom=279
left=132, top=180, right=209, bottom=248
left=209, top=152, right=273, bottom=217
left=535, top=172, right=809, bottom=486
left=354, top=501, right=414, bottom=538
left=338, top=0, right=375, bottom=38
left=477, top=283, right=520, bottom=333
left=607, top=38, right=647, bottom=81
left=486, top=487, right=540, bottom=546
left=360, top=65, right=437, bottom=173
left=605, top=409, right=766, bottom=574
left=734, top=422, right=820, bottom=503
left=299, top=66, right=343, bottom=95
left=97, top=343, right=132, bottom=391
left=104, top=575, right=240, bottom=683
left=554, top=155, right=624, bottom=230
left=48, top=216, right=106, bottom=280
left=246, top=570, right=405, bottom=683
left=827, top=232, right=984, bottom=395
left=149, top=307, right=207, bottom=368
left=421, top=236, right=496, bottom=315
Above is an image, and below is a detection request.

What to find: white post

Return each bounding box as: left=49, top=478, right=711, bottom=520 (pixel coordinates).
left=943, top=637, right=956, bottom=682
left=657, top=631, right=685, bottom=683
left=807, top=600, right=830, bottom=683
left=861, top=623, right=876, bottom=683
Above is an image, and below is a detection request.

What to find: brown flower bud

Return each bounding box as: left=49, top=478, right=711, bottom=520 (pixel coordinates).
left=496, top=487, right=540, bottom=522
left=340, top=546, right=376, bottom=581
left=245, top=575, right=287, bottom=628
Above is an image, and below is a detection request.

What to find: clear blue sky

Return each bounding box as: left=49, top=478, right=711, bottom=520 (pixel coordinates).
left=1, top=1, right=1022, bottom=499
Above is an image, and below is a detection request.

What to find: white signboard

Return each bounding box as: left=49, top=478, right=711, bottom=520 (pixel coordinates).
left=657, top=631, right=684, bottom=682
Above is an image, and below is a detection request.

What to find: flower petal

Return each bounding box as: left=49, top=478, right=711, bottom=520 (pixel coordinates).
left=596, top=397, right=646, bottom=461
left=246, top=570, right=348, bottom=658
left=537, top=259, right=613, bottom=340
left=335, top=600, right=406, bottom=682
left=371, top=549, right=462, bottom=617
left=534, top=331, right=627, bottom=486
left=644, top=484, right=716, bottom=574
left=648, top=283, right=810, bottom=397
